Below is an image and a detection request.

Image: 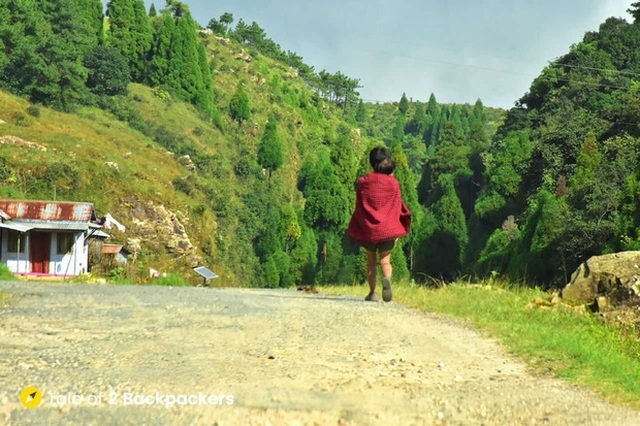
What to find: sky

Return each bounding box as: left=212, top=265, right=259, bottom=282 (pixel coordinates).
left=136, top=0, right=633, bottom=109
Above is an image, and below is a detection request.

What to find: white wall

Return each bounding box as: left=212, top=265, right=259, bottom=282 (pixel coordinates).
left=49, top=232, right=87, bottom=276
left=1, top=229, right=30, bottom=274
left=1, top=230, right=88, bottom=276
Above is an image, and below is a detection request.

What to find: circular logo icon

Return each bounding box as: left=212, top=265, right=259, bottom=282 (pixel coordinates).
left=20, top=386, right=42, bottom=409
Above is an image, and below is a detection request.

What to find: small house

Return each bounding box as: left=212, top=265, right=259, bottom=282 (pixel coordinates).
left=101, top=244, right=129, bottom=265
left=0, top=200, right=106, bottom=277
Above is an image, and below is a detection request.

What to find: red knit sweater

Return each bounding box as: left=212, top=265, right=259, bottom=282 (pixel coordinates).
left=347, top=172, right=411, bottom=244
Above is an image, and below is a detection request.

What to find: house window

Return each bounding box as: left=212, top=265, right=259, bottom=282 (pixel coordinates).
left=57, top=233, right=75, bottom=255
left=7, top=231, right=26, bottom=253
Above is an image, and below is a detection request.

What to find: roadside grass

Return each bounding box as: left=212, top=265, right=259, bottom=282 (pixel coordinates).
left=320, top=281, right=640, bottom=410
left=0, top=264, right=16, bottom=281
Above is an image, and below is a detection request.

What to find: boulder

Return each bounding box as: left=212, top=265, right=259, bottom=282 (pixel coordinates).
left=562, top=251, right=640, bottom=311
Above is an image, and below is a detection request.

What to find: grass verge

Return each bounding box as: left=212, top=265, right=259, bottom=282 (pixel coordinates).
left=320, top=281, right=640, bottom=410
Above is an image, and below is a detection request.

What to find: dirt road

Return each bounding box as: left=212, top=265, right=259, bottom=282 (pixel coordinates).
left=1, top=281, right=639, bottom=425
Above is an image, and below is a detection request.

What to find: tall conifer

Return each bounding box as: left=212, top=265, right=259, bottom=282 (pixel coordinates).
left=106, top=0, right=153, bottom=82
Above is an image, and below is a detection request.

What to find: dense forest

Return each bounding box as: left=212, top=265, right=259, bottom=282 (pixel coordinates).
left=0, top=1, right=639, bottom=288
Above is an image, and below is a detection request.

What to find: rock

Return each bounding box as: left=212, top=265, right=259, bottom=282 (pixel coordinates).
left=562, top=251, right=640, bottom=310
left=178, top=155, right=196, bottom=171
left=105, top=162, right=120, bottom=172
left=0, top=135, right=47, bottom=151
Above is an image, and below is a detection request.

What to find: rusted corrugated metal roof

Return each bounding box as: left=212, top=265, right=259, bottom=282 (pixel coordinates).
left=0, top=200, right=95, bottom=222
left=102, top=244, right=124, bottom=255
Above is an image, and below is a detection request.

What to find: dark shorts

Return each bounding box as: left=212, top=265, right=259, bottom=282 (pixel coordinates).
left=362, top=239, right=395, bottom=253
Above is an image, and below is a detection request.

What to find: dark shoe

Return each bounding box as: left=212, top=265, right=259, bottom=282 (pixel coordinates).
left=364, top=292, right=378, bottom=302
left=382, top=277, right=392, bottom=302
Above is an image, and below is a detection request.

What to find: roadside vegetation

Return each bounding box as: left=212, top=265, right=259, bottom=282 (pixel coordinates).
left=321, top=281, right=640, bottom=410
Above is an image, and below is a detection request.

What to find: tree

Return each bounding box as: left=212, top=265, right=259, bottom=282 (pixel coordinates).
left=355, top=99, right=366, bottom=123
left=257, top=116, right=284, bottom=181
left=475, top=130, right=532, bottom=224
left=207, top=18, right=225, bottom=35
left=106, top=0, right=153, bottom=82
left=568, top=132, right=600, bottom=209
left=220, top=12, right=233, bottom=30
left=0, top=0, right=56, bottom=101
left=2, top=0, right=101, bottom=109
left=84, top=45, right=130, bottom=96
left=628, top=2, right=640, bottom=22
left=405, top=102, right=425, bottom=136
left=430, top=121, right=472, bottom=188
left=229, top=83, right=250, bottom=123
left=146, top=9, right=175, bottom=86
left=416, top=175, right=468, bottom=280
left=299, top=153, right=351, bottom=233
left=398, top=92, right=409, bottom=115
left=149, top=3, right=157, bottom=17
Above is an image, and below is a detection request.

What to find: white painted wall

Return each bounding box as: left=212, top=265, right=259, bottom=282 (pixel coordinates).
left=50, top=232, right=86, bottom=276
left=1, top=229, right=30, bottom=274
left=1, top=230, right=88, bottom=276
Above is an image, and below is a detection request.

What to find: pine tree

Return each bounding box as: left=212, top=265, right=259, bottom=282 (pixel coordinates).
left=405, top=102, right=425, bottom=136
left=398, top=92, right=409, bottom=115
left=628, top=2, right=640, bottom=22
left=355, top=99, right=366, bottom=123
left=390, top=142, right=421, bottom=272
left=26, top=0, right=99, bottom=109
left=146, top=9, right=175, bottom=86
left=299, top=153, right=351, bottom=232
left=162, top=2, right=213, bottom=115
left=0, top=0, right=55, bottom=100
left=430, top=175, right=468, bottom=278
left=472, top=98, right=486, bottom=125
left=149, top=3, right=157, bottom=17
left=106, top=0, right=153, bottom=82
left=229, top=83, right=250, bottom=123
left=86, top=0, right=105, bottom=45
left=430, top=121, right=472, bottom=187
left=258, top=116, right=284, bottom=182
left=391, top=113, right=406, bottom=143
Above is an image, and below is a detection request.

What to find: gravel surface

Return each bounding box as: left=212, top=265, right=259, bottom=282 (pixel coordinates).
left=1, top=281, right=639, bottom=425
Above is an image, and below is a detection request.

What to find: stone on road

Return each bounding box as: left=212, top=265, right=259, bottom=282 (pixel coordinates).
left=0, top=282, right=638, bottom=425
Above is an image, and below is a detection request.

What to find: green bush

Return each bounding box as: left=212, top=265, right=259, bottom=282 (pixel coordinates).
left=27, top=105, right=41, bottom=118
left=0, top=264, right=15, bottom=280
left=152, top=273, right=189, bottom=287
left=14, top=112, right=32, bottom=127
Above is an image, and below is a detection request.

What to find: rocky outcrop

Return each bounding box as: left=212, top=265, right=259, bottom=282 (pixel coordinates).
left=0, top=135, right=47, bottom=151
left=562, top=251, right=640, bottom=314
left=123, top=196, right=200, bottom=265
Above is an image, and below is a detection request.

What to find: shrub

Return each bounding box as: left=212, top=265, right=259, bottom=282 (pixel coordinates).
left=153, top=273, right=189, bottom=287
left=26, top=105, right=41, bottom=118
left=14, top=112, right=32, bottom=127
left=172, top=177, right=193, bottom=195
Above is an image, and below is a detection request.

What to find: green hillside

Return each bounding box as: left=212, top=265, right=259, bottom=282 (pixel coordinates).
left=7, top=1, right=639, bottom=289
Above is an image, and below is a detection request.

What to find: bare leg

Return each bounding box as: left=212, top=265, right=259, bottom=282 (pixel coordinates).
left=379, top=250, right=392, bottom=279
left=366, top=249, right=377, bottom=294
left=380, top=250, right=393, bottom=302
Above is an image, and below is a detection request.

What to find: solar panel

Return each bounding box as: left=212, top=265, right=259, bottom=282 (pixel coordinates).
left=193, top=266, right=219, bottom=280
